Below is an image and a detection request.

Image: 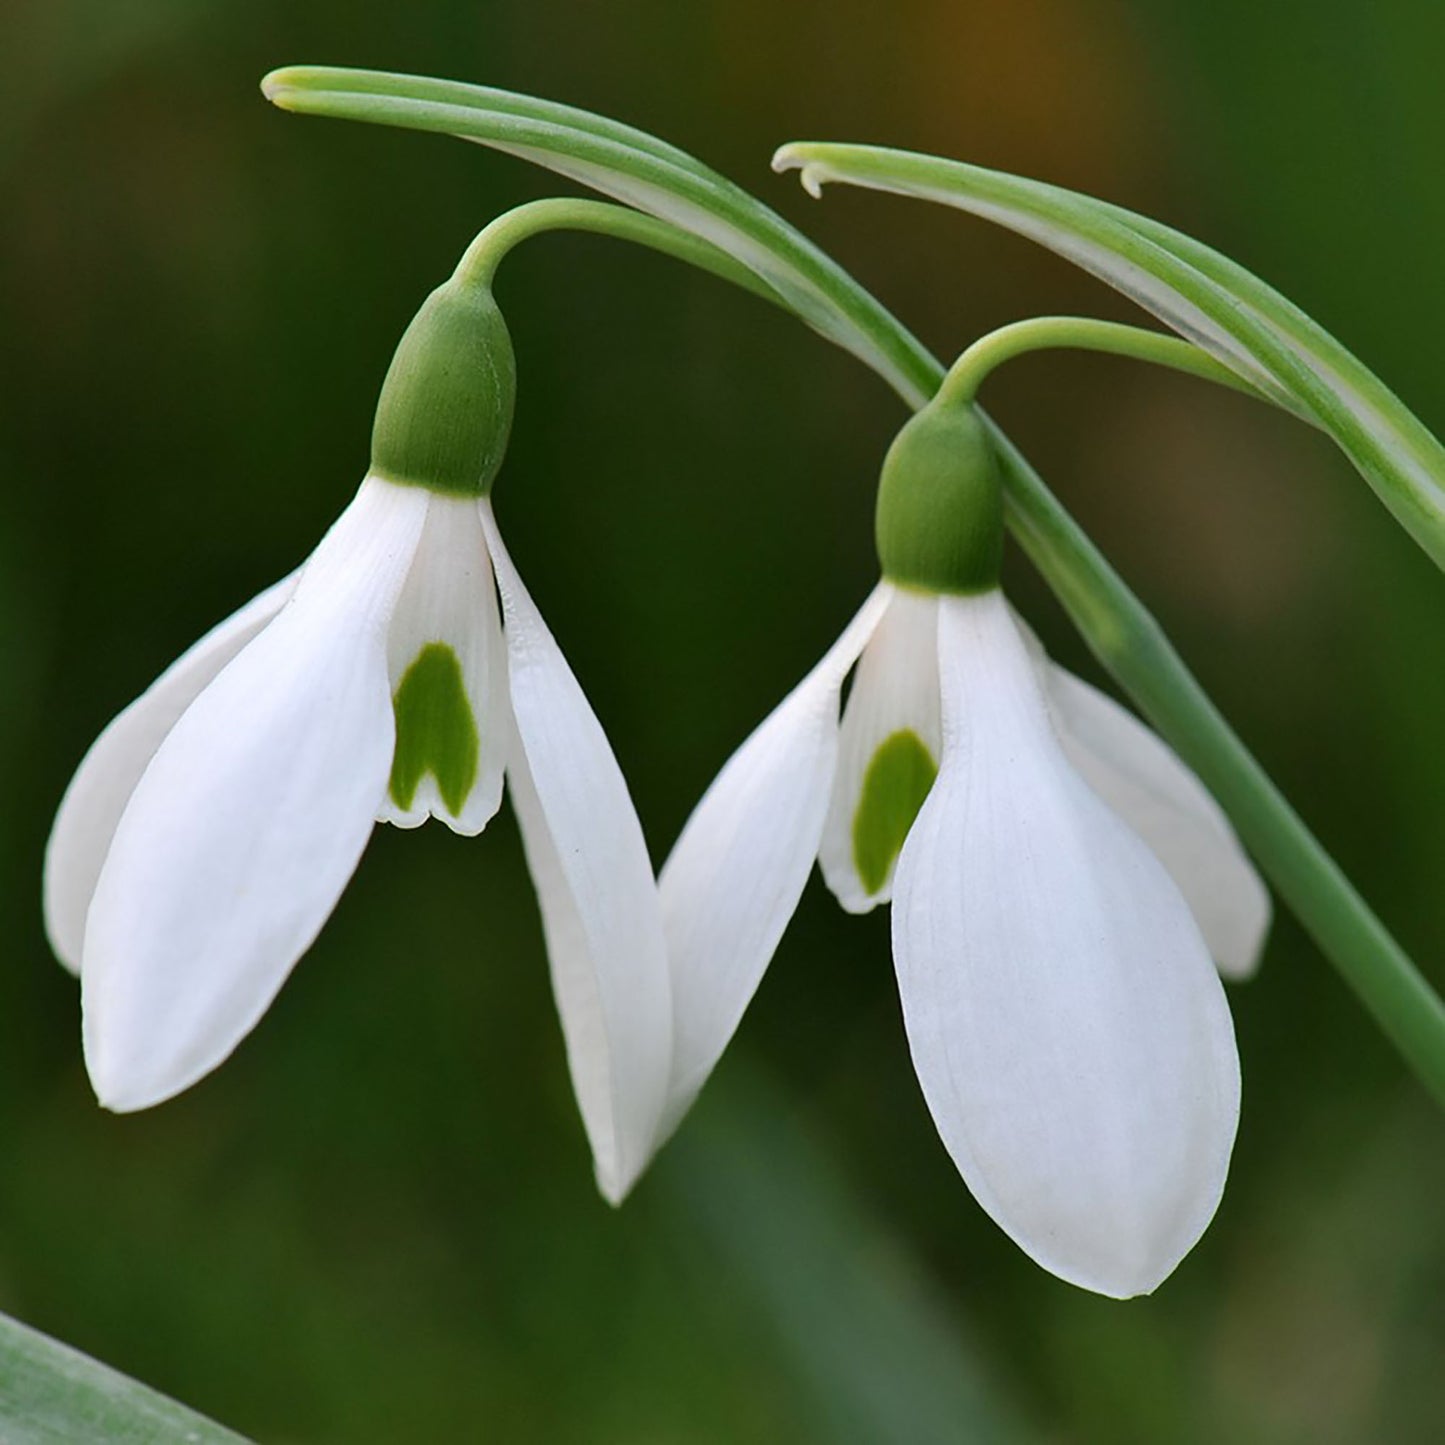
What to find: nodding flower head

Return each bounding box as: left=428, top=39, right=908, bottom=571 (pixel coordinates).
left=45, top=261, right=672, bottom=1206
left=659, top=395, right=1267, bottom=1296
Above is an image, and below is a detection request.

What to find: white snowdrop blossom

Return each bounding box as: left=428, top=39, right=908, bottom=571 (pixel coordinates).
left=660, top=402, right=1268, bottom=1296
left=43, top=272, right=671, bottom=1204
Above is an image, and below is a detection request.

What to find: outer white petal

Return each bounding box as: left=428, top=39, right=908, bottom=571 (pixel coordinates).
left=82, top=477, right=428, bottom=1111
left=892, top=591, right=1240, bottom=1298
left=1045, top=664, right=1271, bottom=980
left=481, top=502, right=671, bottom=1205
left=377, top=493, right=506, bottom=835
left=1010, top=612, right=1271, bottom=980
left=43, top=570, right=300, bottom=974
left=818, top=587, right=941, bottom=913
left=658, top=585, right=892, bottom=1129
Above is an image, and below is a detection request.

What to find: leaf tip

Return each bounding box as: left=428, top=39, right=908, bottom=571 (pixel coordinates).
left=260, top=66, right=308, bottom=110
left=772, top=145, right=830, bottom=199
left=769, top=142, right=800, bottom=174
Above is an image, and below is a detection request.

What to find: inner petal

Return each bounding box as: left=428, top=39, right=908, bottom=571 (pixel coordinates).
left=818, top=587, right=941, bottom=912
left=377, top=492, right=506, bottom=835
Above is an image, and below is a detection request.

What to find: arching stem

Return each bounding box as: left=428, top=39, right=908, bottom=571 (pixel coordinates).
left=938, top=316, right=1268, bottom=408
left=453, top=197, right=786, bottom=311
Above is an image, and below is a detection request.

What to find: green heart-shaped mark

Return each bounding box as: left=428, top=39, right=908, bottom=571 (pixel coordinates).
left=852, top=729, right=938, bottom=896
left=388, top=642, right=480, bottom=816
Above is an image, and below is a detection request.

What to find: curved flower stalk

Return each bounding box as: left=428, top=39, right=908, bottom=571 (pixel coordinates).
left=662, top=401, right=1258, bottom=1296
left=43, top=256, right=671, bottom=1204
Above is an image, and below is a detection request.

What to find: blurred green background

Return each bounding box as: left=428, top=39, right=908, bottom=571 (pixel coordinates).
left=3, top=2, right=1444, bottom=1441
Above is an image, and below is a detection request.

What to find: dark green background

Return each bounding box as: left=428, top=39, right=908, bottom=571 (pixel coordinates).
left=2, top=2, right=1443, bottom=1440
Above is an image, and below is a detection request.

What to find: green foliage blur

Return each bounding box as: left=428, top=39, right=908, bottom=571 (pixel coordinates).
left=3, top=1, right=1444, bottom=1440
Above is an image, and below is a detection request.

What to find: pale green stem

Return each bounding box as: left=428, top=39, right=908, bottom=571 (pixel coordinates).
left=938, top=316, right=1267, bottom=408
left=452, top=196, right=786, bottom=310
left=932, top=333, right=1445, bottom=1091
left=262, top=68, right=1445, bottom=1107
left=992, top=424, right=1445, bottom=1104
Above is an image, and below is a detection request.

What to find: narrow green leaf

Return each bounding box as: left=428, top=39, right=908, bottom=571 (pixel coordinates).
left=0, top=1309, right=249, bottom=1444
left=986, top=420, right=1445, bottom=1109
left=772, top=143, right=1445, bottom=571
left=260, top=67, right=938, bottom=404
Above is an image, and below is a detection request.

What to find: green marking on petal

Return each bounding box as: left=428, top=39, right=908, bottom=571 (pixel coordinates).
left=852, top=729, right=938, bottom=896
left=388, top=642, right=480, bottom=816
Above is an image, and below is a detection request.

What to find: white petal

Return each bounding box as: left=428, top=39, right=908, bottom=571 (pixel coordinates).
left=43, top=571, right=300, bottom=974
left=376, top=493, right=506, bottom=835
left=818, top=587, right=941, bottom=913
left=481, top=503, right=672, bottom=1204
left=1009, top=613, right=1271, bottom=981
left=658, top=585, right=892, bottom=1129
left=82, top=477, right=428, bottom=1110
left=892, top=591, right=1240, bottom=1298
left=1045, top=664, right=1271, bottom=980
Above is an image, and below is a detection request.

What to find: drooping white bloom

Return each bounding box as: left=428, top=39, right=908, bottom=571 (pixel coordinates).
left=661, top=390, right=1267, bottom=1294
left=44, top=269, right=673, bottom=1205
left=660, top=577, right=1265, bottom=1294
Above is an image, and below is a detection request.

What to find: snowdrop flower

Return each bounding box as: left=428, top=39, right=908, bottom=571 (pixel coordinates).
left=661, top=398, right=1268, bottom=1295
left=44, top=266, right=671, bottom=1203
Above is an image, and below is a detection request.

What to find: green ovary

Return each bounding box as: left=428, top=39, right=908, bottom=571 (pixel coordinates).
left=852, top=729, right=938, bottom=895
left=388, top=642, right=480, bottom=816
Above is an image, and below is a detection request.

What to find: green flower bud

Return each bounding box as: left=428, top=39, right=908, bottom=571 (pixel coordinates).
left=874, top=399, right=1003, bottom=595
left=370, top=277, right=516, bottom=498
